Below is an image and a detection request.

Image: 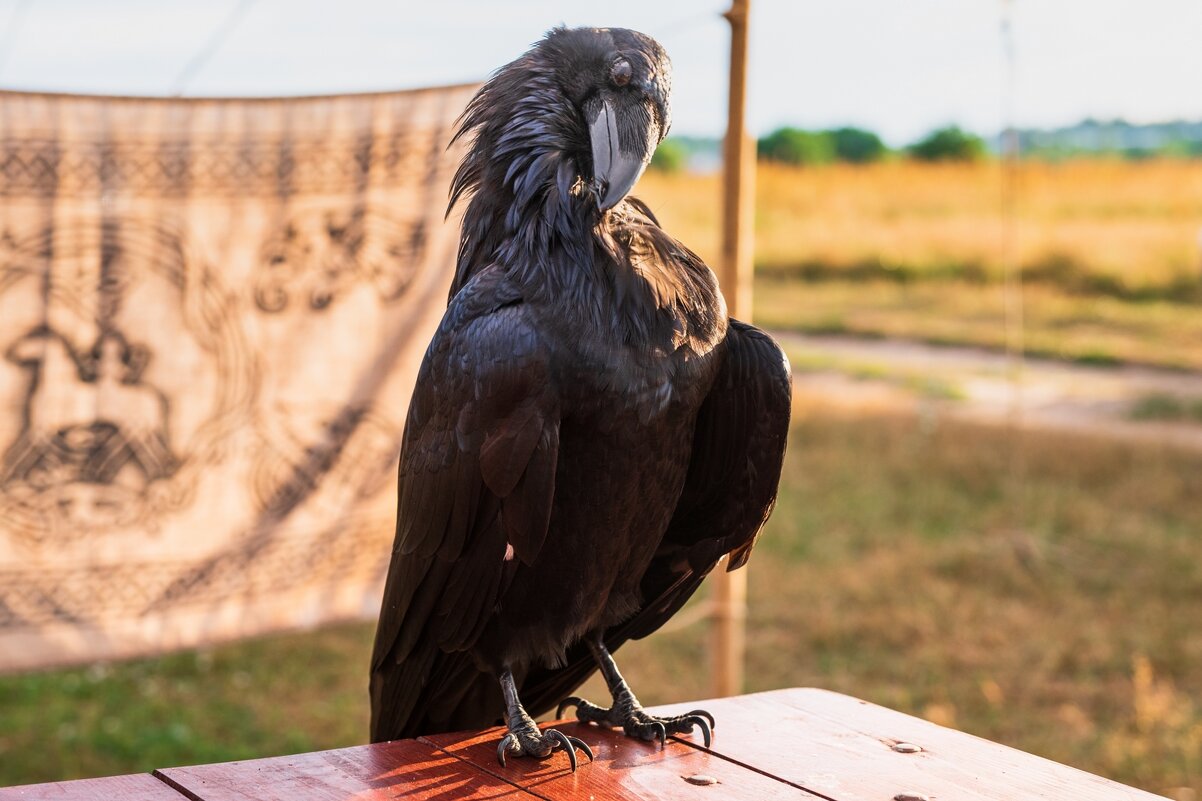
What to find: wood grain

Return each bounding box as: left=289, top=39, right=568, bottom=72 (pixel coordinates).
left=420, top=720, right=818, bottom=800
left=648, top=688, right=1169, bottom=801
left=155, top=738, right=539, bottom=801
left=0, top=773, right=187, bottom=801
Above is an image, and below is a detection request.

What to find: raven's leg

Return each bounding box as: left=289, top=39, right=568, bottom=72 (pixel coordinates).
left=557, top=637, right=714, bottom=748
left=495, top=668, right=593, bottom=771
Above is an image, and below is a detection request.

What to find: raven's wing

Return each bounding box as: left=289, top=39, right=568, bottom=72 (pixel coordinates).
left=370, top=270, right=559, bottom=741
left=519, top=319, right=792, bottom=713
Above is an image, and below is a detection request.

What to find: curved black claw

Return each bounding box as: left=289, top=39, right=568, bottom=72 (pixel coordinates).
left=496, top=726, right=592, bottom=773
left=549, top=730, right=577, bottom=773
left=571, top=736, right=595, bottom=764
left=650, top=721, right=667, bottom=749
left=685, top=709, right=717, bottom=731
left=556, top=696, right=583, bottom=719
left=547, top=729, right=594, bottom=772
left=684, top=714, right=713, bottom=748
left=497, top=732, right=519, bottom=768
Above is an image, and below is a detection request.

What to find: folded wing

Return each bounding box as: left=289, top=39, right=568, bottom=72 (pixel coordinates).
left=370, top=272, right=559, bottom=741
left=519, top=319, right=792, bottom=713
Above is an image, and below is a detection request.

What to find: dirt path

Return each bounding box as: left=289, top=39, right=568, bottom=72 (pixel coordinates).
left=776, top=332, right=1202, bottom=450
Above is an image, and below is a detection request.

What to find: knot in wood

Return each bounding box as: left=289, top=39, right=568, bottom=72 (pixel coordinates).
left=683, top=774, right=720, bottom=786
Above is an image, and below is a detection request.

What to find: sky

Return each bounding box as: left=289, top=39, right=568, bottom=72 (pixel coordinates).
left=0, top=0, right=1197, bottom=145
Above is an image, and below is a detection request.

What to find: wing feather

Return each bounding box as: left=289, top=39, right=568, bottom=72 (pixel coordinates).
left=369, top=269, right=559, bottom=742
left=502, top=425, right=559, bottom=563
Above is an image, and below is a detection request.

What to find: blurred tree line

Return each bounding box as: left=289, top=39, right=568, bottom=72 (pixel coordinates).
left=758, top=126, right=889, bottom=164
left=756, top=125, right=986, bottom=166
left=648, top=119, right=1202, bottom=172
left=650, top=124, right=985, bottom=172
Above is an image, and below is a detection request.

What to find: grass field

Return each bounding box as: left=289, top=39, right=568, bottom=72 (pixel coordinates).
left=637, top=160, right=1202, bottom=369
left=4, top=408, right=1201, bottom=797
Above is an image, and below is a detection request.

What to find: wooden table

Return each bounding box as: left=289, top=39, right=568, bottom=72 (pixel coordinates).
left=0, top=688, right=1167, bottom=800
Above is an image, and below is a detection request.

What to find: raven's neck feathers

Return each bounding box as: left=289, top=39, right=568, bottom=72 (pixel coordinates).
left=447, top=54, right=575, bottom=293
left=446, top=54, right=723, bottom=352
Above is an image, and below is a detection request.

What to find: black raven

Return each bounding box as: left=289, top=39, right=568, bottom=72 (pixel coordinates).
left=369, top=26, right=791, bottom=770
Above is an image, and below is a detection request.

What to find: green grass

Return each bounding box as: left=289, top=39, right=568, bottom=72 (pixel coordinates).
left=0, top=626, right=375, bottom=784
left=755, top=277, right=1202, bottom=371
left=3, top=411, right=1202, bottom=796
left=1130, top=393, right=1202, bottom=423
left=744, top=411, right=1202, bottom=798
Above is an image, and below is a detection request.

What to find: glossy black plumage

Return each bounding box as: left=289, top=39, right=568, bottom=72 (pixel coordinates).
left=369, top=26, right=791, bottom=744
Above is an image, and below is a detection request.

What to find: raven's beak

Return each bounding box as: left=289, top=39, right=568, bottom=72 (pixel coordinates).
left=588, top=98, right=650, bottom=211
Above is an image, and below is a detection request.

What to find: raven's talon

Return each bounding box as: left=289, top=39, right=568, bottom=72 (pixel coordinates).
left=685, top=714, right=713, bottom=748
left=495, top=726, right=591, bottom=772
left=547, top=729, right=595, bottom=772
left=570, top=736, right=595, bottom=763
left=547, top=729, right=578, bottom=772
left=556, top=696, right=583, bottom=719
left=626, top=717, right=667, bottom=746
left=685, top=709, right=717, bottom=731
left=651, top=721, right=667, bottom=748
left=497, top=732, right=519, bottom=768
left=556, top=696, right=610, bottom=725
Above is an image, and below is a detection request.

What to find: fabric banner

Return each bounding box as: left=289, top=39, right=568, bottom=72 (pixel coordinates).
left=0, top=83, right=477, bottom=672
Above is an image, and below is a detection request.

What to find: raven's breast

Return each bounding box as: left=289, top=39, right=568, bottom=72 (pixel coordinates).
left=472, top=354, right=716, bottom=670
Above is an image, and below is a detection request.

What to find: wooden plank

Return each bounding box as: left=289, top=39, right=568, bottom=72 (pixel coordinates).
left=420, top=721, right=820, bottom=800
left=4, top=688, right=1165, bottom=801
left=648, top=688, right=1168, bottom=801
left=0, top=773, right=188, bottom=801
left=154, top=738, right=539, bottom=801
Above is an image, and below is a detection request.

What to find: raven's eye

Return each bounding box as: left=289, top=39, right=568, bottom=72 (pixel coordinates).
left=610, top=58, right=632, bottom=87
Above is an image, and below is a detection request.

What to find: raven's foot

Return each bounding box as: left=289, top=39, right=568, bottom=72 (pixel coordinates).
left=562, top=636, right=715, bottom=749
left=557, top=696, right=714, bottom=748
left=496, top=668, right=592, bottom=772
left=495, top=715, right=593, bottom=771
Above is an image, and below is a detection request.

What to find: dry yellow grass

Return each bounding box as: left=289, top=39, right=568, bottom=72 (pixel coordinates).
left=634, top=160, right=1202, bottom=368
left=637, top=160, right=1202, bottom=288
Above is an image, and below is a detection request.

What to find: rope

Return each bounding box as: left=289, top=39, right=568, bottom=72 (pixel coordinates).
left=0, top=0, right=35, bottom=80
left=168, top=0, right=257, bottom=96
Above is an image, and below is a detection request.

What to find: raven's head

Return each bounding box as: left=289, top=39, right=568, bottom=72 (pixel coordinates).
left=448, top=27, right=673, bottom=293
left=545, top=27, right=673, bottom=210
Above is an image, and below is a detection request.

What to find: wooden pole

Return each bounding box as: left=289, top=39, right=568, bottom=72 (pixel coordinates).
left=711, top=0, right=754, bottom=699
left=719, top=0, right=755, bottom=320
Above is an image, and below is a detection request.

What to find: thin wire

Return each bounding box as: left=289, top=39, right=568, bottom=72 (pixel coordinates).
left=1000, top=0, right=1023, bottom=394
left=1000, top=0, right=1027, bottom=532
left=0, top=0, right=35, bottom=80
left=168, top=0, right=257, bottom=96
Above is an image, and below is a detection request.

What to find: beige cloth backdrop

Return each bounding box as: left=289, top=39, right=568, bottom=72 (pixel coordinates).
left=0, top=84, right=476, bottom=672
